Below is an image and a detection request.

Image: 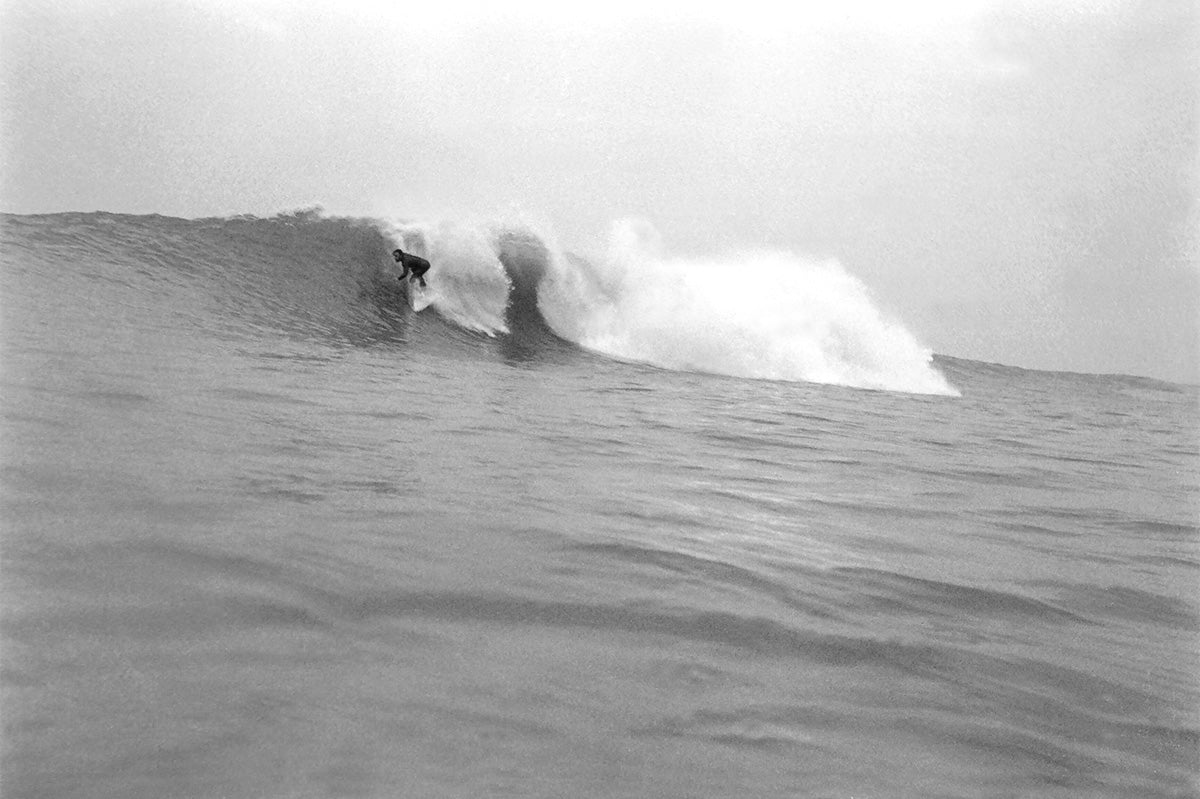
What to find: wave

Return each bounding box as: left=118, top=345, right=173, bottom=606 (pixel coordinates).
left=1, top=209, right=957, bottom=394
left=388, top=216, right=958, bottom=395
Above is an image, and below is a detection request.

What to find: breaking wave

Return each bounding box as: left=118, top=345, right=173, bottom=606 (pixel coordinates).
left=388, top=216, right=957, bottom=395
left=0, top=209, right=957, bottom=395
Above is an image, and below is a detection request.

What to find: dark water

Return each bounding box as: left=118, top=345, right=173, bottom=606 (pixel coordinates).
left=2, top=212, right=1197, bottom=798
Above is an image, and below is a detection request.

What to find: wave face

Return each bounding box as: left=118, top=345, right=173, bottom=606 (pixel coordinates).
left=389, top=217, right=957, bottom=395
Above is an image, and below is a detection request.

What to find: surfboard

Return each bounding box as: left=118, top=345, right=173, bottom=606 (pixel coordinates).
left=408, top=281, right=434, bottom=312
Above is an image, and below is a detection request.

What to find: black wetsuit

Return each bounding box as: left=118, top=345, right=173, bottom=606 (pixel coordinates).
left=393, top=249, right=431, bottom=287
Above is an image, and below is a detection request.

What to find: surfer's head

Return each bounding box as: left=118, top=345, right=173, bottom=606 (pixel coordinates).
left=391, top=248, right=404, bottom=261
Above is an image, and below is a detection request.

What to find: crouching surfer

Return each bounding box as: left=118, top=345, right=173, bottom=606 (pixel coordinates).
left=392, top=248, right=430, bottom=288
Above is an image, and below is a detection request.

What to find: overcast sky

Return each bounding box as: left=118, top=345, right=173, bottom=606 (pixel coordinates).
left=1, top=0, right=1196, bottom=382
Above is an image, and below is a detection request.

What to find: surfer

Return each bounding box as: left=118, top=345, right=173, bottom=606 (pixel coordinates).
left=392, top=248, right=430, bottom=288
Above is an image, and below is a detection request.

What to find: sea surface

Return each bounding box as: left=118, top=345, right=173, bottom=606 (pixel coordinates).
left=2, top=211, right=1197, bottom=798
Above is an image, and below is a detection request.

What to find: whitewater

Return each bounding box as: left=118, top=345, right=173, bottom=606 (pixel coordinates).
left=1, top=210, right=1197, bottom=798
left=388, top=215, right=957, bottom=395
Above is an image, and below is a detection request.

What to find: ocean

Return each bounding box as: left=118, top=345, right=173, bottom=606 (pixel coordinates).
left=1, top=210, right=1197, bottom=798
